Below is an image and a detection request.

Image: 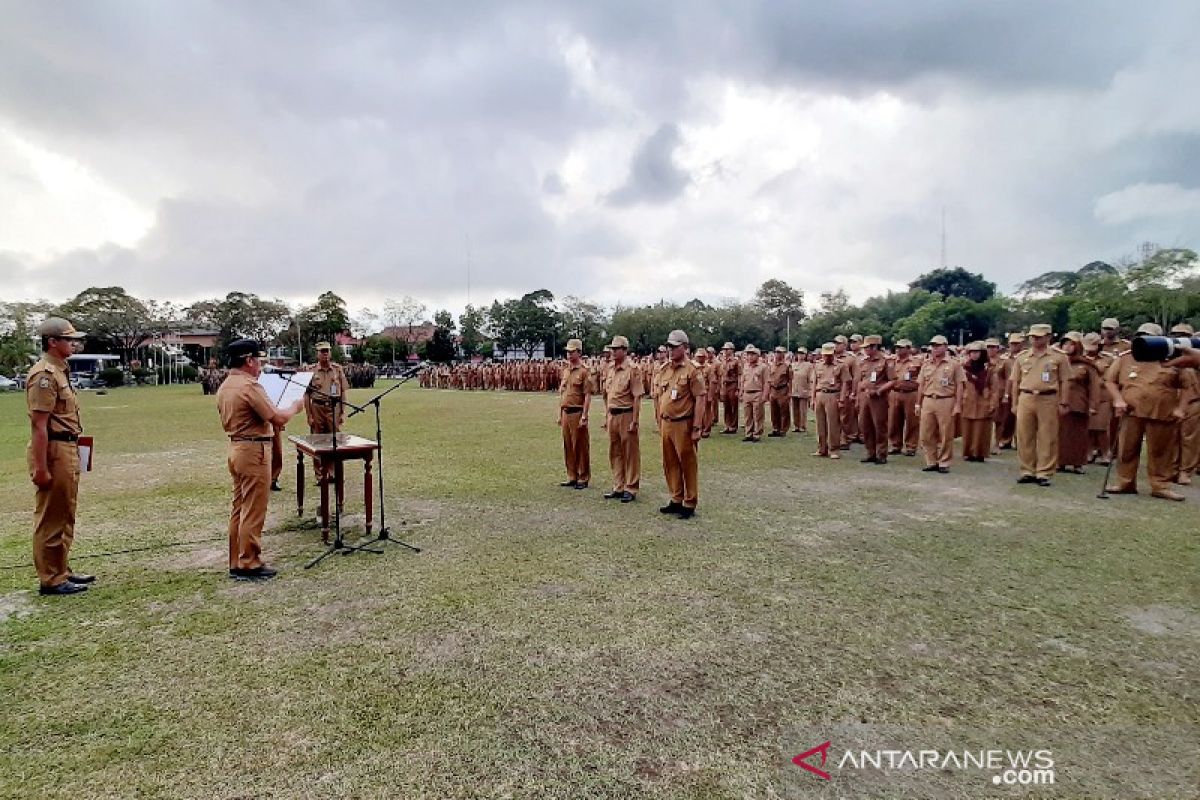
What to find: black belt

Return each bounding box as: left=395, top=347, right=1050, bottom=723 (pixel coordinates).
left=562, top=406, right=583, bottom=413
left=230, top=436, right=273, bottom=442
left=48, top=432, right=79, bottom=442
left=893, top=388, right=917, bottom=393
left=1020, top=389, right=1057, bottom=396
left=923, top=394, right=953, bottom=400
left=818, top=389, right=841, bottom=394
left=662, top=414, right=692, bottom=422
left=609, top=407, right=632, bottom=415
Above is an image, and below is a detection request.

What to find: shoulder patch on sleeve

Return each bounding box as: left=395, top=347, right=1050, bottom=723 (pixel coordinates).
left=38, top=376, right=51, bottom=389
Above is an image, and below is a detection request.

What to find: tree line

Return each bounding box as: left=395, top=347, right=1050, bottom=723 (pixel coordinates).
left=1, top=244, right=1196, bottom=376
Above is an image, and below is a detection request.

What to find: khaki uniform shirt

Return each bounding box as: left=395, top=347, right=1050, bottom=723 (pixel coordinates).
left=718, top=357, right=740, bottom=395
left=26, top=354, right=82, bottom=436
left=740, top=361, right=768, bottom=399
left=1106, top=353, right=1187, bottom=421
left=306, top=362, right=351, bottom=425
left=1063, top=359, right=1100, bottom=414
left=961, top=363, right=1000, bottom=418
left=767, top=362, right=793, bottom=400
left=857, top=355, right=895, bottom=399
left=891, top=356, right=921, bottom=392
left=1011, top=349, right=1070, bottom=398
left=790, top=361, right=814, bottom=398
left=813, top=359, right=852, bottom=397
left=217, top=370, right=276, bottom=438
left=918, top=356, right=966, bottom=399
left=559, top=363, right=591, bottom=408
left=605, top=360, right=644, bottom=409
left=1100, top=338, right=1131, bottom=356
left=658, top=359, right=705, bottom=420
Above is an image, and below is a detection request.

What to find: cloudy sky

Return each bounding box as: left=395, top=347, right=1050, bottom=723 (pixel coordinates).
left=2, top=0, right=1198, bottom=318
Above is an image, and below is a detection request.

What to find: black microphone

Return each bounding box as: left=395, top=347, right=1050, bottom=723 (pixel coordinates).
left=1131, top=335, right=1200, bottom=362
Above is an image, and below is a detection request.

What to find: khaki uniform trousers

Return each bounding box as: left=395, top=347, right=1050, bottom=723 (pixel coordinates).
left=560, top=409, right=591, bottom=484
left=769, top=395, right=791, bottom=435
left=722, top=386, right=739, bottom=431
left=859, top=394, right=889, bottom=459
left=889, top=390, right=919, bottom=452
left=271, top=427, right=284, bottom=483
left=840, top=395, right=858, bottom=445
left=1015, top=392, right=1060, bottom=478
left=743, top=393, right=765, bottom=438
left=705, top=391, right=719, bottom=435
left=961, top=417, right=992, bottom=460
left=29, top=440, right=80, bottom=588
left=227, top=441, right=270, bottom=571
left=996, top=400, right=1016, bottom=448
left=608, top=413, right=640, bottom=495
left=814, top=392, right=841, bottom=455
left=1114, top=416, right=1178, bottom=493
left=790, top=396, right=809, bottom=432
left=1175, top=403, right=1200, bottom=477
left=919, top=396, right=956, bottom=467
left=661, top=418, right=699, bottom=508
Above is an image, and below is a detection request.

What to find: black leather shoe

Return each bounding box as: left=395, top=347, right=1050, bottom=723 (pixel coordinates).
left=1036, top=478, right=1052, bottom=487
left=271, top=481, right=282, bottom=492
left=602, top=491, right=622, bottom=499
left=1017, top=475, right=1038, bottom=484
left=676, top=507, right=695, bottom=519
left=922, top=465, right=940, bottom=472
left=574, top=482, right=588, bottom=490
left=861, top=456, right=878, bottom=463
left=768, top=431, right=783, bottom=437
left=876, top=457, right=887, bottom=465
left=742, top=436, right=754, bottom=442
left=937, top=466, right=949, bottom=474
left=67, top=573, right=96, bottom=584
left=39, top=581, right=87, bottom=596
left=620, top=492, right=635, bottom=503
left=230, top=565, right=278, bottom=581
left=659, top=502, right=684, bottom=514
left=559, top=480, right=577, bottom=488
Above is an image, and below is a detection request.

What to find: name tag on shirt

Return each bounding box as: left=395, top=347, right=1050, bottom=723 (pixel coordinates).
left=904, top=371, right=911, bottom=381
left=1042, top=371, right=1051, bottom=382
left=670, top=388, right=679, bottom=400
left=869, top=371, right=877, bottom=382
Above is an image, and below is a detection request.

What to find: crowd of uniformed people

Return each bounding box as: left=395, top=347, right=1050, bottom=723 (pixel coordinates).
left=419, top=318, right=1200, bottom=512
left=22, top=313, right=1198, bottom=597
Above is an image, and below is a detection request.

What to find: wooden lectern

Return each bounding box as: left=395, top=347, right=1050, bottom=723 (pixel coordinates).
left=288, top=433, right=380, bottom=544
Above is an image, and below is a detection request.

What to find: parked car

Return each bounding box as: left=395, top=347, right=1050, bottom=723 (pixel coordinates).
left=0, top=375, right=18, bottom=391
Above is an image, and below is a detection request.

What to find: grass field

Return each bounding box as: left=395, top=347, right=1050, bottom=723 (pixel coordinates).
left=1, top=383, right=1197, bottom=799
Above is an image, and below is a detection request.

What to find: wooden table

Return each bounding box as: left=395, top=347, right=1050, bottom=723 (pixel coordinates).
left=288, top=433, right=380, bottom=544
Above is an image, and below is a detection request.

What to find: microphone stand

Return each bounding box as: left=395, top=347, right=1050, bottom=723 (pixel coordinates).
left=274, top=372, right=380, bottom=567
left=346, top=365, right=423, bottom=554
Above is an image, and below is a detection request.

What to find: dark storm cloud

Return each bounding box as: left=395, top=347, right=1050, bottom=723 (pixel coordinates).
left=0, top=0, right=1197, bottom=308
left=605, top=123, right=690, bottom=207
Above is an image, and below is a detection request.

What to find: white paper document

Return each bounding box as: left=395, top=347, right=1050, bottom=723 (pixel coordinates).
left=258, top=371, right=312, bottom=409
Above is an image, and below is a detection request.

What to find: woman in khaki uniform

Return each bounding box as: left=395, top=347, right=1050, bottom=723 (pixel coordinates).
left=959, top=341, right=998, bottom=462
left=1057, top=332, right=1100, bottom=474
left=1082, top=333, right=1115, bottom=465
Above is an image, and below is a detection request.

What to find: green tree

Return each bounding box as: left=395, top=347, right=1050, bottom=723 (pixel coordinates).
left=458, top=304, right=489, bottom=358
left=424, top=310, right=457, bottom=362
left=752, top=279, right=806, bottom=345
left=57, top=286, right=156, bottom=360
left=559, top=296, right=610, bottom=353
left=909, top=267, right=996, bottom=303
